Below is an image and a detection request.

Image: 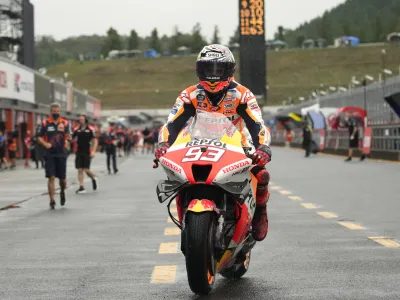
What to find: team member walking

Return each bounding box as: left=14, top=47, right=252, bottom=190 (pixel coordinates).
left=104, top=118, right=119, bottom=174
left=38, top=103, right=72, bottom=209
left=73, top=114, right=98, bottom=194
left=0, top=130, right=9, bottom=170
left=7, top=133, right=17, bottom=169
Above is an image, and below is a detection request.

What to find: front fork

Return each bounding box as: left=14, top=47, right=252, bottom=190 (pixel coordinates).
left=180, top=194, right=227, bottom=257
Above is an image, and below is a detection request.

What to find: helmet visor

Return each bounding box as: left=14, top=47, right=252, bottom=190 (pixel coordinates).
left=196, top=61, right=234, bottom=82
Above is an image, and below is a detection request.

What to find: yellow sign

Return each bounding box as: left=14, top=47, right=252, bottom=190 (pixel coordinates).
left=240, top=0, right=264, bottom=36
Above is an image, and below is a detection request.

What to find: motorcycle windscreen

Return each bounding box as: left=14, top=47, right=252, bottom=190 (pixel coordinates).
left=172, top=111, right=243, bottom=148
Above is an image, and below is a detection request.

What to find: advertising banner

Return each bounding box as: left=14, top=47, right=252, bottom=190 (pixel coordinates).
left=67, top=86, right=73, bottom=112
left=0, top=59, right=35, bottom=103
left=319, top=129, right=325, bottom=151
left=36, top=114, right=42, bottom=125
left=74, top=90, right=87, bottom=114
left=1, top=109, right=6, bottom=121
left=93, top=99, right=101, bottom=119
left=34, top=74, right=52, bottom=106
left=363, top=127, right=372, bottom=154
left=52, top=81, right=68, bottom=111
left=86, top=98, right=94, bottom=117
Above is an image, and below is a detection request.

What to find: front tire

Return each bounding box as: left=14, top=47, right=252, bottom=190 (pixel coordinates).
left=184, top=212, right=216, bottom=295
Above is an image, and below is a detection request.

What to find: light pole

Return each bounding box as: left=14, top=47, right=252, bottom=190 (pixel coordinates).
left=362, top=75, right=375, bottom=127
left=362, top=78, right=367, bottom=126
left=381, top=49, right=387, bottom=97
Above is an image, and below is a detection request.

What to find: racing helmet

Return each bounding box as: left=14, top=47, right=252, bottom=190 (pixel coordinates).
left=196, top=44, right=236, bottom=93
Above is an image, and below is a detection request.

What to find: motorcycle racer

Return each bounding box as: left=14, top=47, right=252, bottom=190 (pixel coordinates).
left=156, top=44, right=272, bottom=242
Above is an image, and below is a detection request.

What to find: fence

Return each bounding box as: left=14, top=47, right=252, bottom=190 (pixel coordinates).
left=271, top=124, right=400, bottom=161
left=275, top=75, right=400, bottom=125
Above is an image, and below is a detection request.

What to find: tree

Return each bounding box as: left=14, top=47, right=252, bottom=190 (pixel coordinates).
left=211, top=25, right=221, bottom=44
left=169, top=26, right=182, bottom=54
left=35, top=35, right=69, bottom=67
left=270, top=0, right=400, bottom=47
left=341, top=22, right=351, bottom=36
left=149, top=28, right=162, bottom=53
left=295, top=34, right=306, bottom=48
left=191, top=23, right=207, bottom=53
left=357, top=26, right=367, bottom=43
left=374, top=15, right=383, bottom=42
left=160, top=34, right=170, bottom=53
left=228, top=26, right=240, bottom=46
left=101, top=27, right=122, bottom=57
left=319, top=12, right=333, bottom=44
left=128, top=29, right=140, bottom=50
left=274, top=26, right=285, bottom=41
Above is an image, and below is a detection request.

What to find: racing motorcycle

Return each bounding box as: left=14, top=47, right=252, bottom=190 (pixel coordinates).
left=154, top=111, right=258, bottom=295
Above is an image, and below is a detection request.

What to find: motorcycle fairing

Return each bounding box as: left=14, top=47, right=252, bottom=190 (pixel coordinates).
left=156, top=112, right=259, bottom=276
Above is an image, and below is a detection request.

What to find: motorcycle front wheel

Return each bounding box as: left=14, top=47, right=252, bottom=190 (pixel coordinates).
left=184, top=211, right=216, bottom=295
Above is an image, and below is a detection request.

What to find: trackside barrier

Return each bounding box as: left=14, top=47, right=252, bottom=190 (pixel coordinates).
left=270, top=125, right=400, bottom=161
left=275, top=74, right=400, bottom=126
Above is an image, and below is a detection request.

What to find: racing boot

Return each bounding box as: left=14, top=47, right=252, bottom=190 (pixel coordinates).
left=251, top=167, right=270, bottom=241
left=252, top=185, right=270, bottom=241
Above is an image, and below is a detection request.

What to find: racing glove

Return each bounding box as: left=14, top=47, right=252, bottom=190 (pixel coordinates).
left=155, top=142, right=170, bottom=160
left=251, top=145, right=272, bottom=168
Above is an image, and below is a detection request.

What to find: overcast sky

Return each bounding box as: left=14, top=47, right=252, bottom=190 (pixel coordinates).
left=30, top=0, right=345, bottom=43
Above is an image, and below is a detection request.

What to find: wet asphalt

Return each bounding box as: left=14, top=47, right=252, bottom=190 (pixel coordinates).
left=0, top=147, right=399, bottom=300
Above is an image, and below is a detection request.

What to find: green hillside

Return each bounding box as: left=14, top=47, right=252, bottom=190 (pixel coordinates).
left=47, top=45, right=400, bottom=109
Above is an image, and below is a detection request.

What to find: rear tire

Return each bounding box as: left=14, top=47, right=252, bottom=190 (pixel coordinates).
left=184, top=212, right=216, bottom=295
left=219, top=251, right=251, bottom=279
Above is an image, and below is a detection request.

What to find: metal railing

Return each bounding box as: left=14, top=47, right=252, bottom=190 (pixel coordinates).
left=271, top=124, right=400, bottom=152
left=275, top=75, right=400, bottom=125
left=371, top=125, right=400, bottom=151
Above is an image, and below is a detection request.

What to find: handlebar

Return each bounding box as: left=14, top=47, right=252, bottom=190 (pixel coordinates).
left=153, top=159, right=159, bottom=169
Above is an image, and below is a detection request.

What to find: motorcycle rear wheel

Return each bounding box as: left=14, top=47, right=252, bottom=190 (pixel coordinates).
left=219, top=251, right=251, bottom=279
left=184, top=211, right=216, bottom=295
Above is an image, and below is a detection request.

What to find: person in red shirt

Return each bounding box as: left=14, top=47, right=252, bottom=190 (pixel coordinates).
left=38, top=103, right=72, bottom=209
left=7, top=134, right=17, bottom=169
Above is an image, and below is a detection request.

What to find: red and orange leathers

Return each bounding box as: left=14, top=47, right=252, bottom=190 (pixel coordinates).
left=160, top=81, right=272, bottom=241
left=159, top=81, right=271, bottom=149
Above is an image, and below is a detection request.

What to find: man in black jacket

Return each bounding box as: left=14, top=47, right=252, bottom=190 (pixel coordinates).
left=344, top=113, right=366, bottom=162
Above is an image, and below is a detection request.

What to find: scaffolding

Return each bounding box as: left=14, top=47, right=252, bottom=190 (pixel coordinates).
left=0, top=0, right=23, bottom=61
